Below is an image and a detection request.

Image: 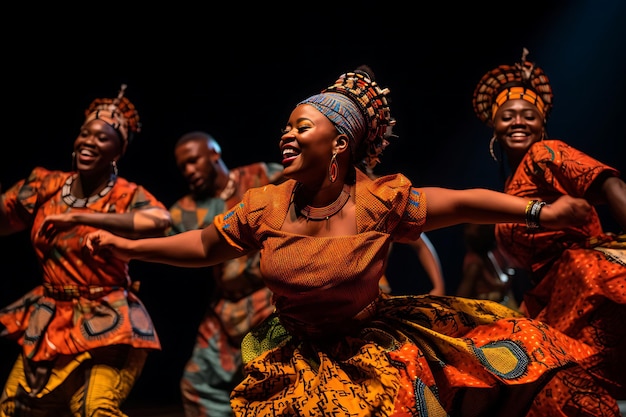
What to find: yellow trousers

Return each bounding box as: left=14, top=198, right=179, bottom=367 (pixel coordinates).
left=0, top=346, right=147, bottom=417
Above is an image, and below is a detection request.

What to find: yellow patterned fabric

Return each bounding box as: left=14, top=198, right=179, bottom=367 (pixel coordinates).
left=0, top=347, right=146, bottom=416
left=212, top=170, right=619, bottom=416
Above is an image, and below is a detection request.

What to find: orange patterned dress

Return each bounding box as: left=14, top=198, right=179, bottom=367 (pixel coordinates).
left=496, top=139, right=626, bottom=399
left=212, top=169, right=620, bottom=416
left=0, top=167, right=162, bottom=363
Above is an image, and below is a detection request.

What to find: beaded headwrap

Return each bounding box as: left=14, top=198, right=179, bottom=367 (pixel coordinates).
left=472, top=48, right=553, bottom=127
left=83, top=84, right=141, bottom=153
left=299, top=68, right=396, bottom=169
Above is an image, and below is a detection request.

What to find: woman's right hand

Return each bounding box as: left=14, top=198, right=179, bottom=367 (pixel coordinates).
left=84, top=230, right=133, bottom=263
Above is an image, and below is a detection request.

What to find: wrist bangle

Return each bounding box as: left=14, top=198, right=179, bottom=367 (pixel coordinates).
left=525, top=200, right=547, bottom=230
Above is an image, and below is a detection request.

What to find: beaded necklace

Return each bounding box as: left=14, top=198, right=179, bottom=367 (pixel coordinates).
left=296, top=184, right=351, bottom=221
left=61, top=174, right=116, bottom=208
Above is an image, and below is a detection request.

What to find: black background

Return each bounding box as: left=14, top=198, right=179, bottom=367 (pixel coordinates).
left=1, top=1, right=625, bottom=409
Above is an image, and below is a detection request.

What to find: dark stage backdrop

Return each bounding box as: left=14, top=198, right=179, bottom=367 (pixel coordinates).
left=1, top=1, right=624, bottom=408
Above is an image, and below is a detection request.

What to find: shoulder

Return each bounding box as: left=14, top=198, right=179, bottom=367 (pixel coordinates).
left=217, top=179, right=294, bottom=233
left=168, top=194, right=195, bottom=211
left=531, top=140, right=617, bottom=171
left=529, top=139, right=575, bottom=158
left=111, top=176, right=138, bottom=194
left=355, top=170, right=425, bottom=235
left=243, top=178, right=292, bottom=208
left=357, top=170, right=414, bottom=204
left=31, top=167, right=71, bottom=195
left=112, top=177, right=165, bottom=208
left=3, top=167, right=70, bottom=209
left=30, top=167, right=68, bottom=182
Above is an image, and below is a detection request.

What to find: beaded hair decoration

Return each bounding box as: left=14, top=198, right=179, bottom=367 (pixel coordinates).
left=301, top=67, right=396, bottom=170
left=472, top=48, right=553, bottom=127
left=84, top=84, right=141, bottom=152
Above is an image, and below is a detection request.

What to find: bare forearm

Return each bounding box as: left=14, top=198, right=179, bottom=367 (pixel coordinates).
left=87, top=224, right=246, bottom=269
left=421, top=188, right=590, bottom=231
left=124, top=230, right=213, bottom=267
left=424, top=188, right=530, bottom=229
left=73, top=208, right=171, bottom=238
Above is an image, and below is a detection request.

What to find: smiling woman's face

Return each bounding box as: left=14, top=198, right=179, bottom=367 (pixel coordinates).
left=279, top=104, right=339, bottom=183
left=74, top=119, right=123, bottom=175
left=493, top=98, right=545, bottom=165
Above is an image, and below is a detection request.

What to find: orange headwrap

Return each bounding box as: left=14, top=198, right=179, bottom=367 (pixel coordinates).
left=83, top=84, right=141, bottom=153
left=473, top=48, right=553, bottom=127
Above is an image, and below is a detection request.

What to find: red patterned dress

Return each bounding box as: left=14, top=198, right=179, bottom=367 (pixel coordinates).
left=0, top=167, right=162, bottom=380
left=496, top=139, right=626, bottom=399
left=211, top=169, right=619, bottom=416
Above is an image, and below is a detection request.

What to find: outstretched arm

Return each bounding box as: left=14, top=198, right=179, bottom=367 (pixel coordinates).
left=38, top=208, right=172, bottom=240
left=85, top=223, right=246, bottom=268
left=421, top=188, right=591, bottom=232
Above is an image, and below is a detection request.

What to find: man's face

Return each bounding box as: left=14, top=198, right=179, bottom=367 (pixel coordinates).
left=175, top=139, right=219, bottom=195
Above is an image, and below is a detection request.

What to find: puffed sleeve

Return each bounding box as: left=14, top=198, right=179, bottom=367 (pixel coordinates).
left=356, top=170, right=426, bottom=242
left=1, top=167, right=64, bottom=231
left=128, top=185, right=166, bottom=211
left=393, top=187, right=427, bottom=242
left=526, top=140, right=619, bottom=197
left=213, top=185, right=275, bottom=252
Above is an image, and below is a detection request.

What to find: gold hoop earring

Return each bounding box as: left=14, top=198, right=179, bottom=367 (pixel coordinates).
left=489, top=136, right=499, bottom=162
left=328, top=152, right=338, bottom=183
left=112, top=161, right=119, bottom=177
left=71, top=152, right=77, bottom=171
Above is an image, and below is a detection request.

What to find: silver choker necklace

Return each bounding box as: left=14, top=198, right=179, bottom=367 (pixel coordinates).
left=62, top=174, right=116, bottom=208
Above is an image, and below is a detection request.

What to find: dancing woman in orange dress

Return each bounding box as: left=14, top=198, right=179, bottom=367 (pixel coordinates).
left=473, top=48, right=626, bottom=400
left=86, top=68, right=619, bottom=416
left=0, top=86, right=171, bottom=416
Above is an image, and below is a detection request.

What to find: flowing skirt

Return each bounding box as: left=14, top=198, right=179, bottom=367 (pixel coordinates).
left=233, top=295, right=620, bottom=416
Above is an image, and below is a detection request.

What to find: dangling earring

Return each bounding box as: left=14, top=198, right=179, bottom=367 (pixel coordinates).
left=71, top=152, right=77, bottom=171
left=328, top=151, right=338, bottom=183
left=112, top=161, right=119, bottom=177
left=489, top=136, right=499, bottom=162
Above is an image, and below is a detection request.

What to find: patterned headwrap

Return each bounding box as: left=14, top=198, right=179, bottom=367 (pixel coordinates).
left=83, top=84, right=141, bottom=153
left=298, top=68, right=396, bottom=169
left=473, top=48, right=553, bottom=127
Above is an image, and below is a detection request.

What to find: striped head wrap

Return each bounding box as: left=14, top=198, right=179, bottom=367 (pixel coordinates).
left=83, top=84, right=141, bottom=153
left=299, top=93, right=366, bottom=146
left=473, top=48, right=553, bottom=126
left=299, top=68, right=396, bottom=169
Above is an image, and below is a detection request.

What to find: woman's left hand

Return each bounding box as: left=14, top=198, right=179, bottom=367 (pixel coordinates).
left=540, top=195, right=592, bottom=229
